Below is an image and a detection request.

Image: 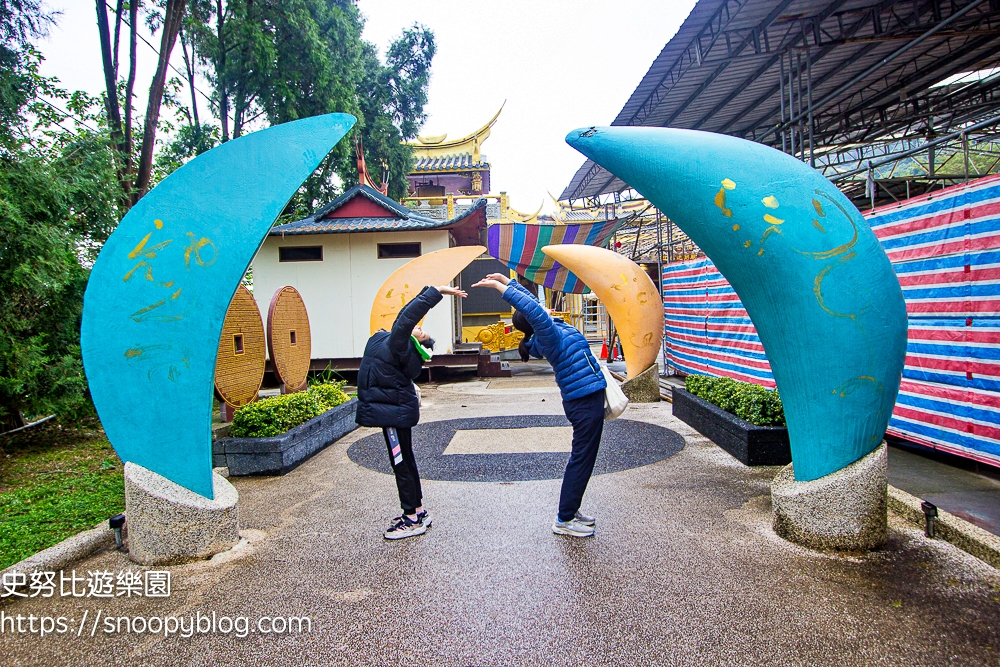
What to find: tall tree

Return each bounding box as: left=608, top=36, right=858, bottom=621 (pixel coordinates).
left=95, top=0, right=188, bottom=207
left=187, top=2, right=434, bottom=208
left=351, top=24, right=435, bottom=201
left=0, top=0, right=51, bottom=146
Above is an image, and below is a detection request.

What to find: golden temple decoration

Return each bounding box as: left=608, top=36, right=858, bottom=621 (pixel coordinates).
left=474, top=322, right=524, bottom=353
left=405, top=103, right=505, bottom=160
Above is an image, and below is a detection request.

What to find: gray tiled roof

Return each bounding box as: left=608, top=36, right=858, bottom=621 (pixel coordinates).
left=270, top=185, right=488, bottom=236
left=412, top=153, right=489, bottom=172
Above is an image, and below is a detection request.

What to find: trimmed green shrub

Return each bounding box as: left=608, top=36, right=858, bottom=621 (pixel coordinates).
left=308, top=381, right=351, bottom=411
left=684, top=375, right=785, bottom=427
left=230, top=381, right=351, bottom=438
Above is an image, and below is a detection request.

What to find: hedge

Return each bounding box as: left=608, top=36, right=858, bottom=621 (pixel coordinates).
left=684, top=375, right=786, bottom=427
left=229, top=381, right=351, bottom=438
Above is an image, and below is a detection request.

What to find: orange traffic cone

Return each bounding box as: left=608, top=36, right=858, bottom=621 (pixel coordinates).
left=600, top=341, right=608, bottom=359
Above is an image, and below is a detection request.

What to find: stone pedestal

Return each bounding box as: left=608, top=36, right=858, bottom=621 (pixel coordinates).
left=124, top=462, right=240, bottom=565
left=621, top=363, right=660, bottom=403
left=771, top=442, right=887, bottom=551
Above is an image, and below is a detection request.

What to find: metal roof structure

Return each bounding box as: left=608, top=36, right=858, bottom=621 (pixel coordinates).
left=561, top=0, right=1000, bottom=208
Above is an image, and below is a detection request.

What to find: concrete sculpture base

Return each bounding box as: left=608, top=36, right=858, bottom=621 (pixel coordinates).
left=771, top=442, right=887, bottom=551
left=124, top=462, right=240, bottom=565
left=621, top=364, right=660, bottom=403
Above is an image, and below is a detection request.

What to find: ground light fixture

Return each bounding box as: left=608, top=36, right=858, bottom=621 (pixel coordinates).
left=109, top=513, right=127, bottom=551
left=920, top=501, right=939, bottom=538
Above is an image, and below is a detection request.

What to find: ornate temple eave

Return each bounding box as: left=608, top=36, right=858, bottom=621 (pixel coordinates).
left=411, top=153, right=491, bottom=173
left=405, top=103, right=504, bottom=160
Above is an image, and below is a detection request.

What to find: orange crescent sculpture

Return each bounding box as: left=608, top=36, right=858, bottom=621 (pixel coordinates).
left=369, top=245, right=486, bottom=335
left=541, top=244, right=663, bottom=378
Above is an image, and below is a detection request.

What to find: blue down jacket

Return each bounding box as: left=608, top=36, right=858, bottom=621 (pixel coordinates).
left=502, top=281, right=606, bottom=401
left=355, top=286, right=442, bottom=428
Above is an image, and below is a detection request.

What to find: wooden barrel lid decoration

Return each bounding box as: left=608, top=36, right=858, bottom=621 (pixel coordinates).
left=267, top=286, right=312, bottom=392
left=214, top=284, right=266, bottom=409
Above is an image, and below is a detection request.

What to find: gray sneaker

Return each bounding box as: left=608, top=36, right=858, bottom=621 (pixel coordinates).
left=552, top=517, right=595, bottom=538
left=574, top=511, right=596, bottom=527
left=384, top=515, right=427, bottom=540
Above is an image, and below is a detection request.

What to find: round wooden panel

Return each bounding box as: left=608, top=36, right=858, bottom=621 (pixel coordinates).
left=267, top=286, right=312, bottom=391
left=214, top=284, right=266, bottom=407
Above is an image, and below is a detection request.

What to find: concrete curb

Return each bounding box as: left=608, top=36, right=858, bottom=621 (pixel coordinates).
left=888, top=484, right=1000, bottom=569
left=1, top=522, right=114, bottom=591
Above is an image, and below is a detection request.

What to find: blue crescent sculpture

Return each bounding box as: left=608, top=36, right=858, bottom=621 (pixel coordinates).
left=567, top=127, right=907, bottom=481
left=81, top=114, right=356, bottom=498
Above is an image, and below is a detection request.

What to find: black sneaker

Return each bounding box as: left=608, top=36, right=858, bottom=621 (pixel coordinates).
left=392, top=510, right=431, bottom=528
left=384, top=515, right=427, bottom=540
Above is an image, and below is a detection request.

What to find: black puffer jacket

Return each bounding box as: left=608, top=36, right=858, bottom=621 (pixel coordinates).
left=355, top=286, right=442, bottom=428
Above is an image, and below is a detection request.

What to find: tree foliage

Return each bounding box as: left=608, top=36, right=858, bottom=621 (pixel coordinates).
left=184, top=1, right=434, bottom=209
left=95, top=0, right=188, bottom=208
left=0, top=18, right=120, bottom=429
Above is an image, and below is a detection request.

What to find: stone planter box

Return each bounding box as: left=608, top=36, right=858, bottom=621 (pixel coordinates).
left=213, top=398, right=358, bottom=476
left=672, top=388, right=791, bottom=466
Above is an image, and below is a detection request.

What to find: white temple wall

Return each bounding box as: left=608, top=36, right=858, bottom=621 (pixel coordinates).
left=252, top=230, right=454, bottom=360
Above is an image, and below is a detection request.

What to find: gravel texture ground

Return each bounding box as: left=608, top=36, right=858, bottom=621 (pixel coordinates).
left=2, top=363, right=999, bottom=666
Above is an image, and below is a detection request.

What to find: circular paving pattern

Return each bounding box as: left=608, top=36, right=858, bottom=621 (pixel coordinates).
left=347, top=415, right=685, bottom=482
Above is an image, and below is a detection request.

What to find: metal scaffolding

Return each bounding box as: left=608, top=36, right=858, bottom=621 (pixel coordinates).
left=561, top=0, right=1000, bottom=211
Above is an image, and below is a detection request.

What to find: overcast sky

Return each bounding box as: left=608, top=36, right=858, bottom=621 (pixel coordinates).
left=36, top=0, right=696, bottom=212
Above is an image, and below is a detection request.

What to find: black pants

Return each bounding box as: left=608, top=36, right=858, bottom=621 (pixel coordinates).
left=558, top=389, right=606, bottom=522
left=383, top=427, right=422, bottom=515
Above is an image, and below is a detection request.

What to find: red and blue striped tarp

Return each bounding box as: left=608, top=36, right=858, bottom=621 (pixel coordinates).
left=663, top=174, right=1000, bottom=467
left=487, top=219, right=623, bottom=293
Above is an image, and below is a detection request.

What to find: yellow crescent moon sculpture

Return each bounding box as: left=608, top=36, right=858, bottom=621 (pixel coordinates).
left=541, top=244, right=662, bottom=378
left=370, top=245, right=486, bottom=335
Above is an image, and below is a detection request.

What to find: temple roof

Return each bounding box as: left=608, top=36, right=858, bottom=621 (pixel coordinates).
left=411, top=153, right=490, bottom=173
left=270, top=184, right=488, bottom=245
left=405, top=104, right=503, bottom=169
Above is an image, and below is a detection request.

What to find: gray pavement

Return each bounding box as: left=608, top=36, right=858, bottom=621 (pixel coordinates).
left=888, top=443, right=1000, bottom=537
left=2, top=362, right=999, bottom=666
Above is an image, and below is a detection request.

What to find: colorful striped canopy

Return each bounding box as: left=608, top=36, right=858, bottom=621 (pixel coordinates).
left=486, top=219, right=623, bottom=293
left=663, top=173, right=1000, bottom=468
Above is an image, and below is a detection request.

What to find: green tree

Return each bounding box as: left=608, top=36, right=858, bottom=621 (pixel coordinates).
left=288, top=23, right=435, bottom=210
left=95, top=0, right=188, bottom=208
left=186, top=2, right=434, bottom=209
left=350, top=25, right=435, bottom=201
left=0, top=8, right=120, bottom=429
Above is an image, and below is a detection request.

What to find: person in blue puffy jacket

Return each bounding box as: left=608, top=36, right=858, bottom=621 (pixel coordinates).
left=473, top=272, right=607, bottom=538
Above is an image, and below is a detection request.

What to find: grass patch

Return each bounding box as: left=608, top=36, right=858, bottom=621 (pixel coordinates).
left=0, top=422, right=123, bottom=570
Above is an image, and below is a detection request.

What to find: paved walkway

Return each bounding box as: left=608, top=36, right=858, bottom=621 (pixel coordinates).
left=3, top=363, right=999, bottom=666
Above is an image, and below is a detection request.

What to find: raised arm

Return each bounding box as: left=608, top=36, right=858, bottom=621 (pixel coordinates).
left=471, top=273, right=560, bottom=353
left=387, top=284, right=467, bottom=356
left=388, top=286, right=443, bottom=353
left=501, top=281, right=561, bottom=352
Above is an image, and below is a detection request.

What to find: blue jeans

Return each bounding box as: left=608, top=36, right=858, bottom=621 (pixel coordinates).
left=558, top=389, right=605, bottom=522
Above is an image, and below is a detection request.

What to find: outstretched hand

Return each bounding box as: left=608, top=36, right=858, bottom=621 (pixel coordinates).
left=471, top=278, right=507, bottom=292
left=436, top=285, right=467, bottom=298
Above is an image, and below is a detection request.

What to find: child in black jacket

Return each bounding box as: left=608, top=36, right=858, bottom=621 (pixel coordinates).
left=356, top=284, right=466, bottom=539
